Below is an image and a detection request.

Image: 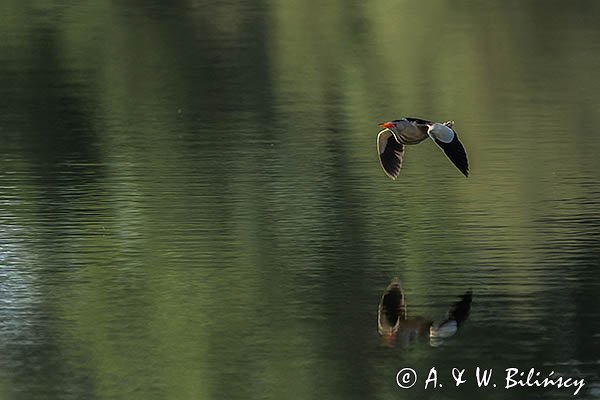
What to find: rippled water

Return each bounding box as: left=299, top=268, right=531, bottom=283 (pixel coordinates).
left=1, top=1, right=600, bottom=399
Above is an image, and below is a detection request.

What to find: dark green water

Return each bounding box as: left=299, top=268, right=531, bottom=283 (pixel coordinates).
left=1, top=1, right=599, bottom=399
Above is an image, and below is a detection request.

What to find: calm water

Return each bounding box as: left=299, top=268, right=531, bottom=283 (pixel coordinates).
left=1, top=1, right=600, bottom=399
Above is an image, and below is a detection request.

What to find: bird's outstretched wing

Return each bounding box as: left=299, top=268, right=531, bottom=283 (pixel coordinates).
left=446, top=290, right=472, bottom=326
left=377, top=129, right=405, bottom=180
left=378, top=279, right=405, bottom=336
left=431, top=130, right=469, bottom=177
left=430, top=290, right=473, bottom=341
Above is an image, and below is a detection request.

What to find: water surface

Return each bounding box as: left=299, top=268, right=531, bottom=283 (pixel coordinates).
left=1, top=1, right=600, bottom=399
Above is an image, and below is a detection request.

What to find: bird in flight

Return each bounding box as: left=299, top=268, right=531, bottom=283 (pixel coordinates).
left=377, top=117, right=469, bottom=179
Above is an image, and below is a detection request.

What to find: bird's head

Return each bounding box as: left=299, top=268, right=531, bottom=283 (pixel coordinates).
left=378, top=119, right=409, bottom=131
left=378, top=121, right=395, bottom=129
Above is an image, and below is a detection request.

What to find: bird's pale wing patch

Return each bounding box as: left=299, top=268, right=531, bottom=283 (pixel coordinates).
left=377, top=129, right=405, bottom=180
left=427, top=123, right=455, bottom=143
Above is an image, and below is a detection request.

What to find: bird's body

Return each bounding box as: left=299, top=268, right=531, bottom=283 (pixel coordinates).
left=381, top=118, right=430, bottom=145
left=377, top=117, right=469, bottom=179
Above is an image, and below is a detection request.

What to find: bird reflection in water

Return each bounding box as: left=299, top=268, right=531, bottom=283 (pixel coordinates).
left=377, top=278, right=472, bottom=348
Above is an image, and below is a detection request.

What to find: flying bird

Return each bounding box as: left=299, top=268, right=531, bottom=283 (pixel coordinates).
left=377, top=117, right=469, bottom=179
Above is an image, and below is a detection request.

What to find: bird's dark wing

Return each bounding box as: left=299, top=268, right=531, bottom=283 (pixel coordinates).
left=377, top=129, right=405, bottom=180
left=446, top=290, right=472, bottom=327
left=429, top=290, right=473, bottom=341
left=378, top=280, right=405, bottom=335
left=432, top=131, right=469, bottom=177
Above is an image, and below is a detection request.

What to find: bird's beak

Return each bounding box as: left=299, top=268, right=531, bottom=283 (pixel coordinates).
left=378, top=122, right=393, bottom=129
left=383, top=333, right=396, bottom=347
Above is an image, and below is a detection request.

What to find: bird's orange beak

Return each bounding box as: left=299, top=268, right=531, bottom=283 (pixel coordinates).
left=382, top=333, right=396, bottom=347
left=378, top=122, right=393, bottom=129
